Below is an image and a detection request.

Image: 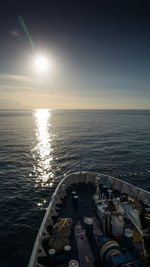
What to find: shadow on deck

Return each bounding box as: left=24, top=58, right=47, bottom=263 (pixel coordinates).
left=39, top=182, right=102, bottom=267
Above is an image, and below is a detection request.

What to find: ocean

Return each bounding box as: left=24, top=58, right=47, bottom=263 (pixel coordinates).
left=0, top=109, right=150, bottom=267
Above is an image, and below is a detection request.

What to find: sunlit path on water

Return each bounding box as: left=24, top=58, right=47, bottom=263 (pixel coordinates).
left=32, top=109, right=54, bottom=189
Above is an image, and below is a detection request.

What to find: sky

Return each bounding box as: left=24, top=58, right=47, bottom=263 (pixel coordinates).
left=0, top=0, right=150, bottom=109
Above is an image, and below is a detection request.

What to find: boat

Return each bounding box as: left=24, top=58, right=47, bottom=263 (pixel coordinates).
left=28, top=171, right=150, bottom=267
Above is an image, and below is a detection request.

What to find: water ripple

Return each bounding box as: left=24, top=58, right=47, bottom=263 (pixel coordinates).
left=0, top=109, right=150, bottom=266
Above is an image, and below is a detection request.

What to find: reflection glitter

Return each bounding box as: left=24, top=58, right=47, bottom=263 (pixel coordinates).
left=31, top=109, right=54, bottom=186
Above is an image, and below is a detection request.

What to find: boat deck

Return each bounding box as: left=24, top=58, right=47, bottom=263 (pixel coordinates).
left=39, top=182, right=102, bottom=267
left=59, top=183, right=101, bottom=266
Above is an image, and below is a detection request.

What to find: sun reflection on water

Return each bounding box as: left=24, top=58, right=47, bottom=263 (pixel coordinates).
left=32, top=109, right=54, bottom=187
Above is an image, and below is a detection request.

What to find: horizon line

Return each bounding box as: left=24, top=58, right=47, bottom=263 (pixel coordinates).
left=0, top=108, right=150, bottom=111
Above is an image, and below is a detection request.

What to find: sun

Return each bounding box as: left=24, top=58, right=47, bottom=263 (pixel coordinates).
left=34, top=55, right=49, bottom=72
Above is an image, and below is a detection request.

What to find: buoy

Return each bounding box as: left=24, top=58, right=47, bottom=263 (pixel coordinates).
left=68, top=259, right=79, bottom=267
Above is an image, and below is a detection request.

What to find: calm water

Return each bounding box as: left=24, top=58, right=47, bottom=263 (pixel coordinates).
left=0, top=109, right=150, bottom=267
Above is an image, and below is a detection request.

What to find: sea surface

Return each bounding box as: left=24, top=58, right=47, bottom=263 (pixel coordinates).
left=0, top=109, right=150, bottom=267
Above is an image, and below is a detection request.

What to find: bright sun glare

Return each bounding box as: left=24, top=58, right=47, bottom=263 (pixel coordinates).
left=35, top=56, right=49, bottom=72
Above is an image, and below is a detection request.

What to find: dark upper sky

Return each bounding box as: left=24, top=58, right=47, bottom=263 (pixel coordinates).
left=0, top=0, right=150, bottom=109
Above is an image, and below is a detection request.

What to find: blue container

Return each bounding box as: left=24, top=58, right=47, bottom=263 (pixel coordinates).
left=55, top=245, right=71, bottom=263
